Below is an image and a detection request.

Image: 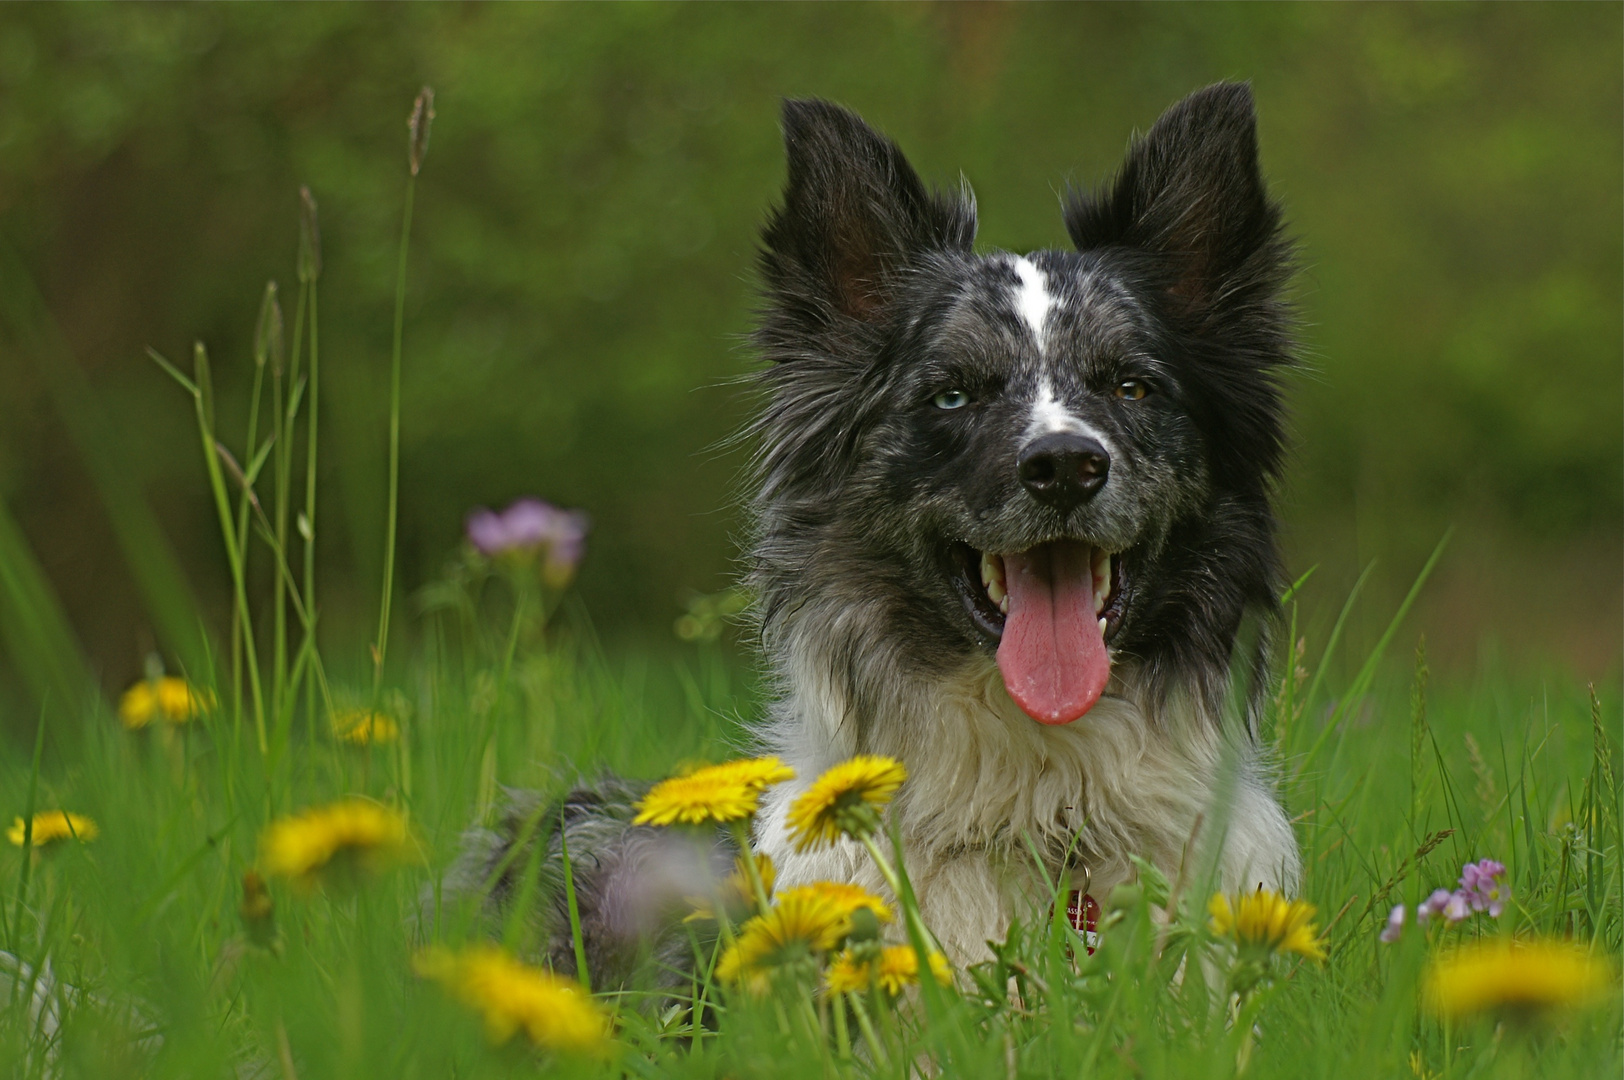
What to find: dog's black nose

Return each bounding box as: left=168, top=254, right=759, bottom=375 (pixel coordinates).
left=1018, top=433, right=1110, bottom=510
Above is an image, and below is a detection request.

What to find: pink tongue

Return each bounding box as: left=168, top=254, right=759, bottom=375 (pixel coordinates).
left=996, top=540, right=1111, bottom=725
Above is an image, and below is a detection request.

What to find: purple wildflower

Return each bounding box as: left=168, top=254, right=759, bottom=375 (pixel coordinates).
left=465, top=498, right=590, bottom=586
left=1458, top=859, right=1509, bottom=918
left=1379, top=904, right=1406, bottom=943
left=1417, top=888, right=1456, bottom=924
left=1441, top=891, right=1471, bottom=923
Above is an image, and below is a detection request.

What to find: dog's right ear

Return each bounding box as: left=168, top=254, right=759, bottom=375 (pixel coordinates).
left=1063, top=83, right=1288, bottom=324
left=760, top=100, right=976, bottom=328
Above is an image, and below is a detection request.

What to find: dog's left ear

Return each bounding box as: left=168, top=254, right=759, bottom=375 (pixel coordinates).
left=761, top=100, right=977, bottom=327
left=1064, top=83, right=1288, bottom=316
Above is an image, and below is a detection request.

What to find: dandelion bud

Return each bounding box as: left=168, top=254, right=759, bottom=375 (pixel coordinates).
left=255, top=281, right=284, bottom=376
left=845, top=905, right=882, bottom=943
left=298, top=186, right=321, bottom=283
left=408, top=86, right=435, bottom=177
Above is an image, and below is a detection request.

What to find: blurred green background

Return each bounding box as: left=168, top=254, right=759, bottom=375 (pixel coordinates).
left=0, top=2, right=1618, bottom=710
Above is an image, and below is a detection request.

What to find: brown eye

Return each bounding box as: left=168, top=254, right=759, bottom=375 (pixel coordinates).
left=1115, top=379, right=1148, bottom=401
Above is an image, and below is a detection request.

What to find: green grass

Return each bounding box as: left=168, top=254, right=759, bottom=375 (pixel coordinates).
left=1, top=89, right=1618, bottom=1078
left=0, top=618, right=1617, bottom=1078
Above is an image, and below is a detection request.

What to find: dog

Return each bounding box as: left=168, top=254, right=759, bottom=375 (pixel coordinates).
left=447, top=82, right=1301, bottom=981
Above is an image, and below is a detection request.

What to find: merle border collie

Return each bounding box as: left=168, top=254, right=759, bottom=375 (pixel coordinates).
left=450, top=82, right=1301, bottom=981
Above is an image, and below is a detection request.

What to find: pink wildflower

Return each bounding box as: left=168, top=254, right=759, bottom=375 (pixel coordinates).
left=1458, top=859, right=1509, bottom=917
left=465, top=498, right=589, bottom=586
left=1417, top=888, right=1461, bottom=925
left=1380, top=904, right=1406, bottom=943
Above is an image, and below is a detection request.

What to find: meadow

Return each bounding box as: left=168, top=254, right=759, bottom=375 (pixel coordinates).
left=2, top=62, right=1620, bottom=1079
left=0, top=568, right=1618, bottom=1077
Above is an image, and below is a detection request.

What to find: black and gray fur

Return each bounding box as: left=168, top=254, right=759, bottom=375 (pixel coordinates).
left=440, top=779, right=736, bottom=990
left=447, top=83, right=1303, bottom=975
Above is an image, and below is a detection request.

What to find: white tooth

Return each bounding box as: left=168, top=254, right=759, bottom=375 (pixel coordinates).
left=1099, top=617, right=1108, bottom=634
left=1092, top=552, right=1111, bottom=614
left=982, top=552, right=1007, bottom=609
left=1000, top=595, right=1010, bottom=615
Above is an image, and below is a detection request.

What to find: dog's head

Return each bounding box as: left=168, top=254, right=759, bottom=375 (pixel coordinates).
left=751, top=84, right=1295, bottom=727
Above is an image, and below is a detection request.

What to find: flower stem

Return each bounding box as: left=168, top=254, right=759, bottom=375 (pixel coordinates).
left=731, top=821, right=773, bottom=915
left=831, top=990, right=852, bottom=1061
left=847, top=989, right=889, bottom=1068
left=859, top=831, right=941, bottom=955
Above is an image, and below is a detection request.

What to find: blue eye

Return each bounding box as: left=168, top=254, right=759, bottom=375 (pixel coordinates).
left=933, top=389, right=970, bottom=410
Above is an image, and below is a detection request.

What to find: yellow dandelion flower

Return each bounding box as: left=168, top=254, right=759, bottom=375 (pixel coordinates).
left=633, top=763, right=764, bottom=827
left=685, top=852, right=776, bottom=923
left=416, top=945, right=608, bottom=1054
left=120, top=677, right=210, bottom=729
left=717, top=889, right=851, bottom=990
left=683, top=756, right=795, bottom=791
left=777, top=882, right=893, bottom=926
left=332, top=709, right=400, bottom=746
left=876, top=944, right=951, bottom=995
left=258, top=799, right=412, bottom=888
left=785, top=755, right=908, bottom=851
left=119, top=682, right=157, bottom=728
left=824, top=949, right=872, bottom=995
left=824, top=945, right=951, bottom=996
left=7, top=811, right=98, bottom=847
left=1424, top=940, right=1612, bottom=1021
left=1209, top=889, right=1325, bottom=961
left=156, top=677, right=209, bottom=721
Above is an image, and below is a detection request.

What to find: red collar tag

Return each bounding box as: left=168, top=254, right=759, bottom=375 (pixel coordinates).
left=1055, top=890, right=1100, bottom=954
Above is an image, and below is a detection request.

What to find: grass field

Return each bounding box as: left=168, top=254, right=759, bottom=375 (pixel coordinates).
left=0, top=609, right=1618, bottom=1078
left=1, top=90, right=1618, bottom=1078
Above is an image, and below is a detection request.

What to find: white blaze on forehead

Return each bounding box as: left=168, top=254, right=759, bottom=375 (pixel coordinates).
left=1028, top=376, right=1118, bottom=455
left=1030, top=378, right=1074, bottom=434
left=1010, top=256, right=1053, bottom=352
left=1013, top=255, right=1116, bottom=453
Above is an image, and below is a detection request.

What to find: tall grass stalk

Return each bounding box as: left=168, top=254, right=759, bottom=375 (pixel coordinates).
left=275, top=272, right=305, bottom=740
left=373, top=89, right=433, bottom=713
left=231, top=283, right=276, bottom=740
left=1410, top=635, right=1430, bottom=834
left=298, top=185, right=323, bottom=744
left=188, top=342, right=268, bottom=757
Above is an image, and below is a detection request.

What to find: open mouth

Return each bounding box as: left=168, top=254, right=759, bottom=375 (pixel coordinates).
left=950, top=540, right=1125, bottom=726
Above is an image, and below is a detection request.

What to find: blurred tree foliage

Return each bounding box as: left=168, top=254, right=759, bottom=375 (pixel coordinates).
left=0, top=3, right=1617, bottom=690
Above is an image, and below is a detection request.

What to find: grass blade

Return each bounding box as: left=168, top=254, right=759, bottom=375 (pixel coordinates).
left=192, top=342, right=268, bottom=758
left=559, top=809, right=592, bottom=993
left=9, top=699, right=47, bottom=952
left=0, top=240, right=208, bottom=676
left=1299, top=531, right=1450, bottom=776
left=0, top=500, right=94, bottom=713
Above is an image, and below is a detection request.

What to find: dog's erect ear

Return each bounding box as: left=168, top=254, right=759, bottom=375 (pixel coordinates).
left=761, top=100, right=976, bottom=325
left=1064, top=83, right=1285, bottom=313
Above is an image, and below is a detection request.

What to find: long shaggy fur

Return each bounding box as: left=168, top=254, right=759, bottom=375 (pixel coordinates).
left=748, top=83, right=1300, bottom=961
left=446, top=82, right=1303, bottom=978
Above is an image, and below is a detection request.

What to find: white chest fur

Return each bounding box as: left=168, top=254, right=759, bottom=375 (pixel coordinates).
left=754, top=645, right=1300, bottom=963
